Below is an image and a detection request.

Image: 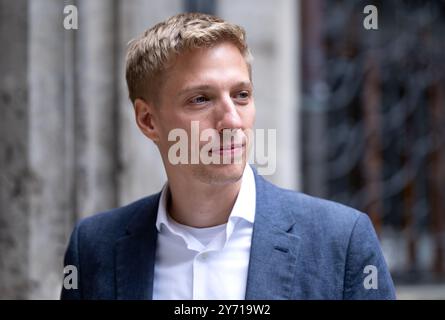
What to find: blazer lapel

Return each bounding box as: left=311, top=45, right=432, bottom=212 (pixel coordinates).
left=245, top=170, right=301, bottom=299
left=115, top=193, right=160, bottom=300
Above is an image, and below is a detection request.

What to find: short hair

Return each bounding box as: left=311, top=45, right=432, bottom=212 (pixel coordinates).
left=125, top=12, right=253, bottom=105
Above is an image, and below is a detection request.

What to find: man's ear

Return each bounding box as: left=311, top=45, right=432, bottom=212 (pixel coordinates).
left=134, top=98, right=160, bottom=143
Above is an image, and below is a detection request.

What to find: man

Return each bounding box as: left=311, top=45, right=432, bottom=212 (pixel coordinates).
left=61, top=13, right=396, bottom=300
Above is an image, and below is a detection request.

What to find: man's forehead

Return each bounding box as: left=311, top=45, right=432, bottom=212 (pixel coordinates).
left=159, top=42, right=251, bottom=97
left=167, top=42, right=248, bottom=72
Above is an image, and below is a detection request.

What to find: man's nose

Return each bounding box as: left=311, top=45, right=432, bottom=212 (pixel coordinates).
left=215, top=95, right=243, bottom=133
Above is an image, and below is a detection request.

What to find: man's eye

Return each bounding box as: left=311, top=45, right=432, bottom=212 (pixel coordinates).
left=235, top=91, right=250, bottom=100
left=189, top=96, right=209, bottom=104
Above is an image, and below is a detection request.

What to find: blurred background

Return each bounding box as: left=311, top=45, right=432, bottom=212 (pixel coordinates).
left=0, top=0, right=444, bottom=299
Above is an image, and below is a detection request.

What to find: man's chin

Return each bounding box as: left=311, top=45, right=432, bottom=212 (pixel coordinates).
left=192, top=162, right=246, bottom=185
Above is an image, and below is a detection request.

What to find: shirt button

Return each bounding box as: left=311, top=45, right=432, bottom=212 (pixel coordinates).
left=200, top=252, right=208, bottom=260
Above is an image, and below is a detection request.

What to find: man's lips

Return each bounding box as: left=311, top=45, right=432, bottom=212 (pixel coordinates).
left=210, top=144, right=245, bottom=154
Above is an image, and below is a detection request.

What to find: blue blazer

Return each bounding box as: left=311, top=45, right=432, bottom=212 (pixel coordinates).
left=61, top=168, right=396, bottom=300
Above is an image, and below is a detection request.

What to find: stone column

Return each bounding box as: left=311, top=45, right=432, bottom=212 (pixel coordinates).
left=75, top=0, right=118, bottom=217
left=28, top=0, right=72, bottom=299
left=0, top=0, right=30, bottom=299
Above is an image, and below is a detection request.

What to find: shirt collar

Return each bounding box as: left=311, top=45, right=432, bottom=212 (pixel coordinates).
left=227, top=164, right=256, bottom=224
left=155, top=165, right=256, bottom=232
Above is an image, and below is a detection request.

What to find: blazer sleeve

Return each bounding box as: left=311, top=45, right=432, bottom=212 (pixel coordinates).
left=60, top=222, right=82, bottom=300
left=343, top=213, right=396, bottom=299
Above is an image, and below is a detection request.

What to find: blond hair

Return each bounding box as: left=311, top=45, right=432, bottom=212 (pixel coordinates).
left=125, top=12, right=252, bottom=105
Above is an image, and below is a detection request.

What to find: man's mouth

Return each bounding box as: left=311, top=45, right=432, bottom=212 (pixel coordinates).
left=210, top=143, right=245, bottom=155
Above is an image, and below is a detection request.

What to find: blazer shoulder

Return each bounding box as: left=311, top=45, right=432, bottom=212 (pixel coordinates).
left=261, top=175, right=364, bottom=230
left=75, top=193, right=160, bottom=242
left=290, top=190, right=362, bottom=224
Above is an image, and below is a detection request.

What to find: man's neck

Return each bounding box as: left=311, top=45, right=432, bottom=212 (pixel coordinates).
left=165, top=172, right=243, bottom=228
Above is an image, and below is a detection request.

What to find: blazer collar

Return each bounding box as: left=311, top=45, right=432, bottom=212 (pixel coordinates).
left=115, top=193, right=161, bottom=300
left=245, top=167, right=301, bottom=299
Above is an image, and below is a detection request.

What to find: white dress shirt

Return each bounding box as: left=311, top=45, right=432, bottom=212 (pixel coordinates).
left=152, top=165, right=256, bottom=300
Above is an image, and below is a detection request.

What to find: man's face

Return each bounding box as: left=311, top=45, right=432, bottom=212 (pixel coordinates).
left=152, top=41, right=255, bottom=185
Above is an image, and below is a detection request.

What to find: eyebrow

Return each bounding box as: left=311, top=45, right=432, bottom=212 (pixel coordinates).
left=176, top=81, right=253, bottom=98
